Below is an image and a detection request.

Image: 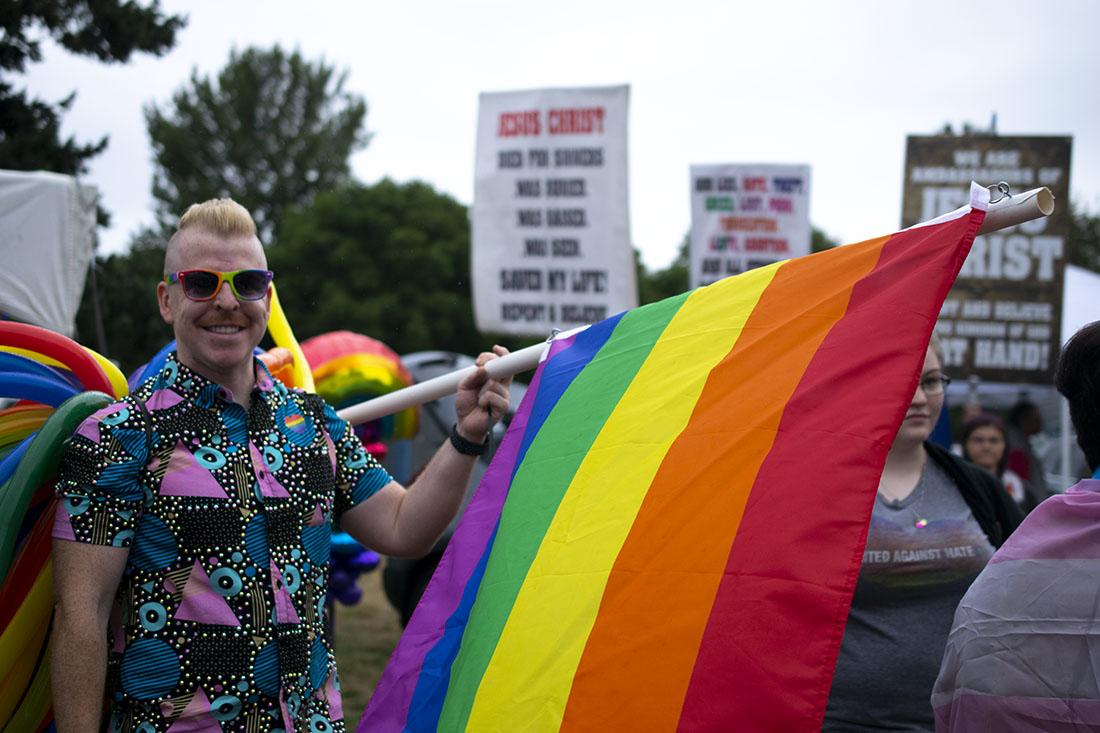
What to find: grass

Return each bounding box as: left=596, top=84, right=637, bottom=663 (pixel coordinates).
left=332, top=568, right=405, bottom=728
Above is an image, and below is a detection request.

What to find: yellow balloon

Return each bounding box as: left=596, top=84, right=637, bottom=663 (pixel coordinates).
left=0, top=614, right=47, bottom=725
left=0, top=563, right=51, bottom=722
left=82, top=346, right=128, bottom=398
left=267, top=284, right=315, bottom=392
left=4, top=635, right=50, bottom=731
left=0, top=562, right=51, bottom=664
left=0, top=346, right=63, bottom=369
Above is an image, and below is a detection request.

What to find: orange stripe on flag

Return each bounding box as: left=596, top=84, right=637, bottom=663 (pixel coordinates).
left=560, top=236, right=888, bottom=731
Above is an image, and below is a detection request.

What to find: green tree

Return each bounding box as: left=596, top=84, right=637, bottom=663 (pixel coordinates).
left=74, top=229, right=170, bottom=373
left=637, top=236, right=689, bottom=305
left=1066, top=202, right=1100, bottom=273
left=0, top=1, right=184, bottom=177
left=811, top=225, right=839, bottom=253
left=270, top=179, right=488, bottom=355
left=146, top=45, right=368, bottom=242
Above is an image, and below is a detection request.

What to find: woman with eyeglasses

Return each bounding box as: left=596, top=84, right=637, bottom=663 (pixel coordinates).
left=960, top=413, right=1026, bottom=508
left=823, top=335, right=1023, bottom=732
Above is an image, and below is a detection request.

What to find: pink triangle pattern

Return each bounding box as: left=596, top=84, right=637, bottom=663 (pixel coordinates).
left=165, top=687, right=222, bottom=733
left=307, top=503, right=324, bottom=527
left=249, top=444, right=291, bottom=498
left=175, top=560, right=240, bottom=626
left=325, top=434, right=337, bottom=474
left=324, top=669, right=344, bottom=721
left=159, top=441, right=231, bottom=498
left=75, top=403, right=127, bottom=443
left=147, top=388, right=185, bottom=410
left=279, top=693, right=292, bottom=729
left=270, top=562, right=300, bottom=624
left=51, top=506, right=76, bottom=540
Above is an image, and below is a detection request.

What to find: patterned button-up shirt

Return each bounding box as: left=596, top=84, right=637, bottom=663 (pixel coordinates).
left=53, top=353, right=392, bottom=732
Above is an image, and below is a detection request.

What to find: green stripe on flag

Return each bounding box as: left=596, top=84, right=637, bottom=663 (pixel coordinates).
left=438, top=292, right=690, bottom=730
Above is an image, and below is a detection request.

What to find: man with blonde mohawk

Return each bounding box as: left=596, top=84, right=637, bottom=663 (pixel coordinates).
left=50, top=199, right=510, bottom=732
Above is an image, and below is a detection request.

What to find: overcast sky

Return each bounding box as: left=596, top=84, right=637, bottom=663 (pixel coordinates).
left=23, top=0, right=1100, bottom=269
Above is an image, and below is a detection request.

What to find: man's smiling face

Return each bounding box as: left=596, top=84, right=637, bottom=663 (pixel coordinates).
left=157, top=228, right=271, bottom=387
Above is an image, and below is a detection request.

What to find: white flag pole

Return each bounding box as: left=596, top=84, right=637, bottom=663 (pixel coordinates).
left=976, top=186, right=1054, bottom=236
left=336, top=338, right=577, bottom=426
left=337, top=187, right=1055, bottom=428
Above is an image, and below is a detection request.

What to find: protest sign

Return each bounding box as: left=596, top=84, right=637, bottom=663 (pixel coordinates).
left=472, top=85, right=636, bottom=336
left=689, top=164, right=811, bottom=289
left=902, top=136, right=1072, bottom=384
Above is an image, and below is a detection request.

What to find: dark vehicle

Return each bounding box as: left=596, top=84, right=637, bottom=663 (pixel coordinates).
left=381, top=351, right=526, bottom=626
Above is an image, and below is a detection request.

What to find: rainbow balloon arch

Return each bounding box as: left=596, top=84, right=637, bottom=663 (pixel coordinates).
left=0, top=285, right=418, bottom=730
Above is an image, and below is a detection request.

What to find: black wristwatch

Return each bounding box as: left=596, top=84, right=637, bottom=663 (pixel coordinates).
left=449, top=423, right=489, bottom=456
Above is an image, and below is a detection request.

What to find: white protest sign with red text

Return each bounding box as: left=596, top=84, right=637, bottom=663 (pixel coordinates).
left=472, top=85, right=635, bottom=336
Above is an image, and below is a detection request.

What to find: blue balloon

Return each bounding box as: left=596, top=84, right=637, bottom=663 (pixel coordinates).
left=330, top=531, right=363, bottom=556
left=130, top=340, right=177, bottom=390
left=0, top=372, right=77, bottom=407
left=335, top=584, right=362, bottom=606
left=350, top=549, right=380, bottom=573
left=0, top=352, right=79, bottom=389
left=329, top=568, right=353, bottom=591
left=0, top=435, right=34, bottom=488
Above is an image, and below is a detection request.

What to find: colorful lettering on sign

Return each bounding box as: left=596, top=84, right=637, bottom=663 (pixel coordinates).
left=719, top=217, right=779, bottom=233
left=744, top=238, right=789, bottom=253
left=548, top=107, right=605, bottom=135
left=768, top=198, right=793, bottom=214
left=772, top=177, right=804, bottom=194
left=743, top=177, right=768, bottom=192
left=498, top=111, right=541, bottom=137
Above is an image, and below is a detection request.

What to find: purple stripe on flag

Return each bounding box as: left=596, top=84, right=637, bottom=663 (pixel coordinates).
left=358, top=334, right=578, bottom=731
left=935, top=693, right=1100, bottom=731
left=989, top=480, right=1100, bottom=564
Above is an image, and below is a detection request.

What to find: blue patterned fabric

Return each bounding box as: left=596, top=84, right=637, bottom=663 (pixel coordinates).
left=54, top=352, right=391, bottom=732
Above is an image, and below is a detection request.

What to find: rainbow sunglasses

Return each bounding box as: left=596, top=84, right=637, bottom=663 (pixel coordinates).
left=164, top=269, right=274, bottom=302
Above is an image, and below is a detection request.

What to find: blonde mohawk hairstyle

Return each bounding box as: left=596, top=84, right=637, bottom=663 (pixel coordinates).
left=176, top=198, right=257, bottom=238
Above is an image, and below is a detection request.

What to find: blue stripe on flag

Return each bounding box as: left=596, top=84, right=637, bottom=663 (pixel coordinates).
left=403, top=313, right=624, bottom=731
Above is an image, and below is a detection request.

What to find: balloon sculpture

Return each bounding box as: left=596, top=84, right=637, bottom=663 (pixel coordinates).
left=0, top=284, right=361, bottom=730
left=300, top=330, right=418, bottom=446
left=301, top=331, right=418, bottom=607
left=0, top=321, right=123, bottom=731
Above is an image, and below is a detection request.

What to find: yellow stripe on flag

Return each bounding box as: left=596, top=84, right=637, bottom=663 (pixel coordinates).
left=465, top=263, right=780, bottom=731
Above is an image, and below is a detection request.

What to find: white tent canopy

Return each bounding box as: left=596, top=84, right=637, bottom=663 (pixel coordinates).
left=1063, top=264, right=1100, bottom=342
left=0, top=169, right=97, bottom=336
left=1055, top=264, right=1100, bottom=484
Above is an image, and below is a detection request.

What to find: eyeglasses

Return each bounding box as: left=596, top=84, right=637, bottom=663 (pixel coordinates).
left=919, top=375, right=952, bottom=395
left=164, top=269, right=273, bottom=302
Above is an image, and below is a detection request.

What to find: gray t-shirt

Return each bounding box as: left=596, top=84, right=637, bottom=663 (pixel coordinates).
left=823, top=459, right=995, bottom=732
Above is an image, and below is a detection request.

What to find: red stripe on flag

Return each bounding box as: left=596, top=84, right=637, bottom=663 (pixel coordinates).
left=559, top=237, right=888, bottom=731
left=676, top=212, right=982, bottom=731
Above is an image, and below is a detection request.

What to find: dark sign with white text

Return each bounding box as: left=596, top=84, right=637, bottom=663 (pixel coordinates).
left=902, top=135, right=1072, bottom=384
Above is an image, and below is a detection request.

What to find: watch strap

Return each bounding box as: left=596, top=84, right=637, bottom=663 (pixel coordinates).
left=450, top=423, right=488, bottom=456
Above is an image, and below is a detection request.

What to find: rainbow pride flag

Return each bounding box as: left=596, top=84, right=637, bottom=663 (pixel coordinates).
left=361, top=185, right=988, bottom=732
